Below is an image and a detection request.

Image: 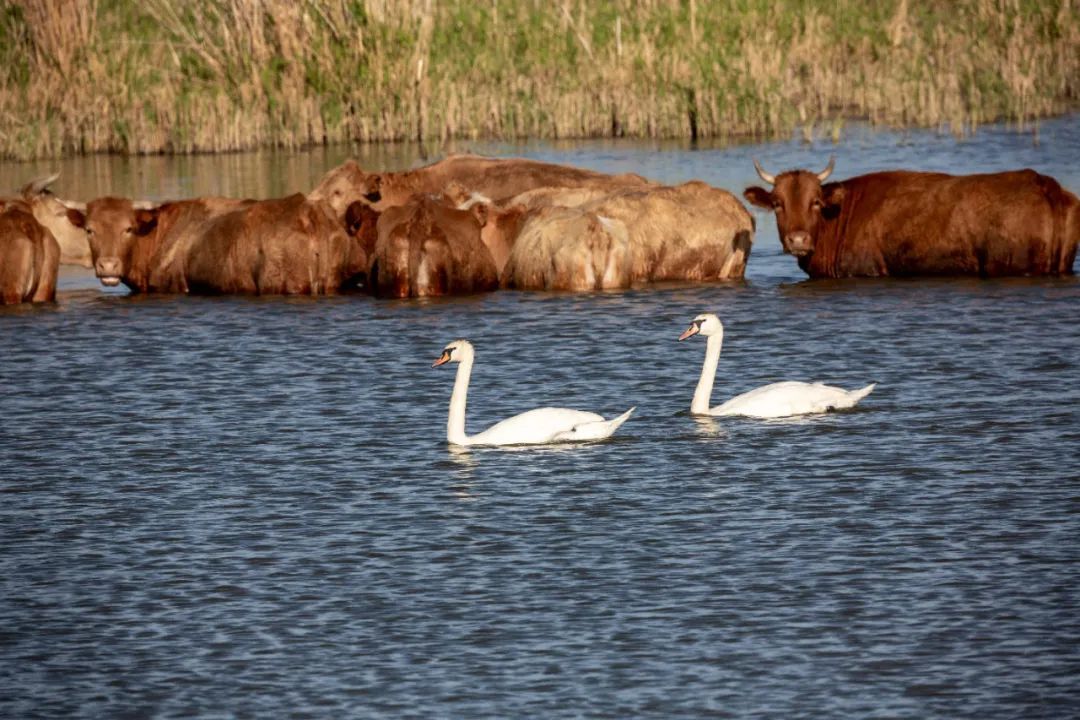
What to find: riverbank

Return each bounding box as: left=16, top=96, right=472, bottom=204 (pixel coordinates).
left=2, top=0, right=1077, bottom=161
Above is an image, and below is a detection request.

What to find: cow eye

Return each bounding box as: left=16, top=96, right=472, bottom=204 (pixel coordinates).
left=811, top=199, right=823, bottom=210
left=86, top=228, right=95, bottom=237
left=772, top=200, right=783, bottom=210
left=124, top=226, right=134, bottom=235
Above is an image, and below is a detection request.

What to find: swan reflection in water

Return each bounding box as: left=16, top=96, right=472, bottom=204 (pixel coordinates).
left=691, top=414, right=727, bottom=438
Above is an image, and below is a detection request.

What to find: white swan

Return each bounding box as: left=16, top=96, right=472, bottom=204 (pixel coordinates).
left=432, top=339, right=635, bottom=446
left=679, top=313, right=875, bottom=419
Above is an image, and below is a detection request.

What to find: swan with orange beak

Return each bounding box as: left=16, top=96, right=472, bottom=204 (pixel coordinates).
left=433, top=339, right=634, bottom=446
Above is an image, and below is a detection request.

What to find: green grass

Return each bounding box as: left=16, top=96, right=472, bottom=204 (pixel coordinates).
left=1, top=0, right=1077, bottom=160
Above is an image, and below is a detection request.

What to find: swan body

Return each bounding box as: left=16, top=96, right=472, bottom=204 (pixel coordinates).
left=707, top=379, right=876, bottom=418
left=679, top=313, right=875, bottom=419
left=433, top=339, right=634, bottom=446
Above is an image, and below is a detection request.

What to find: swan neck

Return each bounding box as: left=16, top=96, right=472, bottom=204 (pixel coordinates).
left=692, top=334, right=722, bottom=414
left=447, top=355, right=472, bottom=445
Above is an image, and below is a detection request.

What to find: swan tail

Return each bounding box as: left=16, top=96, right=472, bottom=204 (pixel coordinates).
left=845, top=383, right=876, bottom=405
left=560, top=407, right=635, bottom=441
left=607, top=406, right=636, bottom=431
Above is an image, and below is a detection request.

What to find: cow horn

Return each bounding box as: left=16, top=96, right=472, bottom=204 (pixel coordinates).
left=752, top=158, right=775, bottom=186
left=21, top=171, right=61, bottom=196
left=817, top=156, right=836, bottom=182
left=132, top=200, right=160, bottom=210
left=58, top=198, right=87, bottom=212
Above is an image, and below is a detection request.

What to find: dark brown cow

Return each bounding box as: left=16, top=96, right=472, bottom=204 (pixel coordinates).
left=368, top=194, right=498, bottom=298
left=344, top=200, right=381, bottom=289
left=744, top=158, right=1080, bottom=278
left=309, top=154, right=652, bottom=215
left=0, top=199, right=59, bottom=304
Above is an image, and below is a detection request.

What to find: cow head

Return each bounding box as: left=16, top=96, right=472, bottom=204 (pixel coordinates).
left=65, top=197, right=161, bottom=287
left=19, top=173, right=93, bottom=268
left=308, top=160, right=383, bottom=221
left=744, top=157, right=844, bottom=258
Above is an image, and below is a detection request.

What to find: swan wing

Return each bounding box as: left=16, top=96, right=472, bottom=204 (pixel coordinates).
left=471, top=407, right=605, bottom=446
left=711, top=381, right=873, bottom=418
left=551, top=407, right=635, bottom=442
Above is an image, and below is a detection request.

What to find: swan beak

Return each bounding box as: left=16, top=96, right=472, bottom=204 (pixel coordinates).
left=678, top=325, right=699, bottom=341
left=432, top=352, right=451, bottom=367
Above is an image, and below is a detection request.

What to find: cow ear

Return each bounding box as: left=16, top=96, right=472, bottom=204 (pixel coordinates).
left=821, top=184, right=845, bottom=218
left=743, top=186, right=773, bottom=209
left=134, top=208, right=159, bottom=235
left=364, top=174, right=383, bottom=203
left=66, top=207, right=86, bottom=228
left=469, top=202, right=489, bottom=228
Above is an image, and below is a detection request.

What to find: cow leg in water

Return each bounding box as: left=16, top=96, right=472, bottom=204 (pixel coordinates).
left=32, top=234, right=59, bottom=302
left=1, top=240, right=34, bottom=303
left=974, top=242, right=989, bottom=279
left=368, top=260, right=379, bottom=296
left=252, top=247, right=266, bottom=295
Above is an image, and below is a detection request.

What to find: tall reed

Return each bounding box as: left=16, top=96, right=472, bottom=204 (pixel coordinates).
left=1, top=0, right=1077, bottom=160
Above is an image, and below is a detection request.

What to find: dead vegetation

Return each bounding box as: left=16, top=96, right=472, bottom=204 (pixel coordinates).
left=1, top=0, right=1076, bottom=160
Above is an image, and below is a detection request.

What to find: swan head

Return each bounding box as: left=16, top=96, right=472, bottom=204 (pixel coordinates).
left=678, top=313, right=723, bottom=341
left=432, top=339, right=474, bottom=367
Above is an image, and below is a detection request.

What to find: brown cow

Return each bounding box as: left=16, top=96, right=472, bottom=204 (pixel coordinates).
left=744, top=158, right=1080, bottom=278
left=309, top=154, right=652, bottom=215
left=344, top=200, right=381, bottom=289
left=19, top=173, right=92, bottom=267
left=183, top=194, right=361, bottom=295
left=0, top=199, right=60, bottom=304
left=494, top=181, right=754, bottom=291
left=67, top=196, right=253, bottom=293
left=368, top=194, right=498, bottom=298
left=69, top=193, right=370, bottom=296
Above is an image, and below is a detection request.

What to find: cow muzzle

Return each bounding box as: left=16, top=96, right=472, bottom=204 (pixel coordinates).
left=95, top=257, right=123, bottom=286
left=782, top=231, right=814, bottom=257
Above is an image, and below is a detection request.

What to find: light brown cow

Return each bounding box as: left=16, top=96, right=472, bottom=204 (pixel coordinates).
left=183, top=194, right=361, bottom=295
left=67, top=196, right=253, bottom=293
left=69, top=193, right=371, bottom=296
left=9, top=173, right=92, bottom=267
left=500, top=206, right=632, bottom=291
left=495, top=181, right=754, bottom=291
left=367, top=194, right=498, bottom=298
left=309, top=154, right=652, bottom=215
left=0, top=199, right=60, bottom=304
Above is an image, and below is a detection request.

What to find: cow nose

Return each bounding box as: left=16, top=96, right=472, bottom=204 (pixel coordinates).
left=784, top=231, right=813, bottom=255
left=95, top=257, right=121, bottom=277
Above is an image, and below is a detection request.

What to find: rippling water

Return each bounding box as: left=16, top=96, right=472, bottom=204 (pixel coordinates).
left=2, top=118, right=1079, bottom=718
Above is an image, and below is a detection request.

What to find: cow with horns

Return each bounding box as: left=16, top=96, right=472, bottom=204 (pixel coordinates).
left=743, top=158, right=1079, bottom=278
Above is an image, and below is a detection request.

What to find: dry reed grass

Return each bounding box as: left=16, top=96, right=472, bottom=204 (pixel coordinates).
left=1, top=0, right=1077, bottom=160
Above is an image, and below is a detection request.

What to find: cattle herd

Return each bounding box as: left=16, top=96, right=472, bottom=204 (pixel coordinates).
left=1, top=154, right=1078, bottom=305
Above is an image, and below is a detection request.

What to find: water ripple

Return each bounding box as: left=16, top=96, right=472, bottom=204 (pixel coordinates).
left=2, top=120, right=1080, bottom=718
